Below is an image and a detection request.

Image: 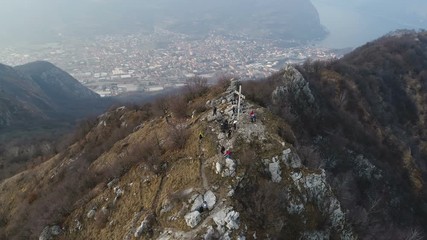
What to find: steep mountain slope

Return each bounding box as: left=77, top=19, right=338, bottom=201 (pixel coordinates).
left=0, top=63, right=54, bottom=127
left=0, top=61, right=105, bottom=131
left=244, top=30, right=427, bottom=238
left=15, top=61, right=99, bottom=103
left=0, top=61, right=114, bottom=181
left=0, top=80, right=355, bottom=239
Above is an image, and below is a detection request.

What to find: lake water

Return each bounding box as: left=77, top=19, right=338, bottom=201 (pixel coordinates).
left=312, top=3, right=427, bottom=49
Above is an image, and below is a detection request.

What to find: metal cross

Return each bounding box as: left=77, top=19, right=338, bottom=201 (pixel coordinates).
left=234, top=85, right=245, bottom=121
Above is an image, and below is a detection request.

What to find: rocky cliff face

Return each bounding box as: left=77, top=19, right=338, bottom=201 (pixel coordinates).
left=242, top=31, right=427, bottom=239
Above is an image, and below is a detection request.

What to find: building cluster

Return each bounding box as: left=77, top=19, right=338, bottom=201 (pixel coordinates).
left=0, top=29, right=339, bottom=97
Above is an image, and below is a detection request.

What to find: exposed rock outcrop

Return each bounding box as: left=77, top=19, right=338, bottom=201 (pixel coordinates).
left=272, top=65, right=319, bottom=117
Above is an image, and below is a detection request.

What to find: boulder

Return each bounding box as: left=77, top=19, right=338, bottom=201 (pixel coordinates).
left=204, top=191, right=217, bottom=210
left=223, top=158, right=236, bottom=177
left=213, top=207, right=240, bottom=230
left=107, top=178, right=119, bottom=189
left=39, top=225, right=62, bottom=240
left=190, top=194, right=204, bottom=212
left=184, top=211, right=202, bottom=228
left=204, top=226, right=216, bottom=240
left=224, top=211, right=240, bottom=230
left=87, top=209, right=96, bottom=219
left=215, top=162, right=222, bottom=174
left=134, top=215, right=153, bottom=237
left=282, top=149, right=302, bottom=169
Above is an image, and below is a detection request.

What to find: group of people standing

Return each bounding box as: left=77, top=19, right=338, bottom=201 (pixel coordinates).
left=210, top=87, right=257, bottom=161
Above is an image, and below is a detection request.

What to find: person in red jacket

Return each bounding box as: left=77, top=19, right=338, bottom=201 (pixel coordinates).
left=224, top=150, right=231, bottom=158
left=250, top=110, right=256, bottom=123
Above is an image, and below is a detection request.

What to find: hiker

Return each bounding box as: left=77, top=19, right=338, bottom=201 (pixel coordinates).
left=224, top=149, right=231, bottom=158
left=213, top=106, right=217, bottom=116
left=250, top=110, right=256, bottom=123
left=220, top=145, right=225, bottom=154
left=221, top=119, right=229, bottom=133
left=199, top=131, right=204, bottom=141
left=232, top=106, right=236, bottom=115
left=228, top=129, right=232, bottom=138
left=224, top=120, right=229, bottom=130
left=233, top=121, right=237, bottom=130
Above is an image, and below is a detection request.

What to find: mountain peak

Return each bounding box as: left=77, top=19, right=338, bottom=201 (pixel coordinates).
left=15, top=61, right=100, bottom=101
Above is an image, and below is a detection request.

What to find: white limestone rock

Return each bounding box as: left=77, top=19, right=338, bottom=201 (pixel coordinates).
left=190, top=194, right=204, bottom=212
left=204, top=226, right=216, bottom=240
left=289, top=169, right=356, bottom=238
left=282, top=149, right=302, bottom=169
left=225, top=211, right=240, bottom=230
left=114, top=187, right=124, bottom=197
left=213, top=207, right=240, bottom=231
left=215, top=162, right=222, bottom=174
left=272, top=65, right=318, bottom=116
left=237, top=235, right=246, bottom=240
left=39, top=226, right=51, bottom=240
left=269, top=161, right=282, bottom=183
left=287, top=202, right=305, bottom=214
left=237, top=122, right=266, bottom=143
left=223, top=158, right=236, bottom=177
left=87, top=209, right=96, bottom=219
left=213, top=208, right=228, bottom=227
left=39, top=225, right=62, bottom=240
left=227, top=189, right=235, bottom=197
left=204, top=190, right=216, bottom=210
left=301, top=231, right=329, bottom=240
left=184, top=211, right=202, bottom=228
left=107, top=178, right=119, bottom=189
left=218, top=132, right=226, bottom=140
left=134, top=216, right=151, bottom=237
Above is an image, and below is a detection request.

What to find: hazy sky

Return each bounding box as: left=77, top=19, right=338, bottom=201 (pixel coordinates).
left=0, top=0, right=426, bottom=48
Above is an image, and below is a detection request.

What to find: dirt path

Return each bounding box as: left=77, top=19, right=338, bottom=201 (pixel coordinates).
left=151, top=175, right=166, bottom=213
left=198, top=140, right=209, bottom=190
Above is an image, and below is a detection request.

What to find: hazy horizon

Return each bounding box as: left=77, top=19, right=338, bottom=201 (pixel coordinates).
left=0, top=0, right=426, bottom=48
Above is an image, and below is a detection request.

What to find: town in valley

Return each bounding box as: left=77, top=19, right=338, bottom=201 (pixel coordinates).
left=1, top=29, right=341, bottom=97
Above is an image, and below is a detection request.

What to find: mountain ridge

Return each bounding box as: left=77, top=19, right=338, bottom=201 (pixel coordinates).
left=1, top=31, right=427, bottom=239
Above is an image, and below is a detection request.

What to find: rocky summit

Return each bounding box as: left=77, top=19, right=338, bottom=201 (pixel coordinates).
left=0, top=78, right=354, bottom=239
